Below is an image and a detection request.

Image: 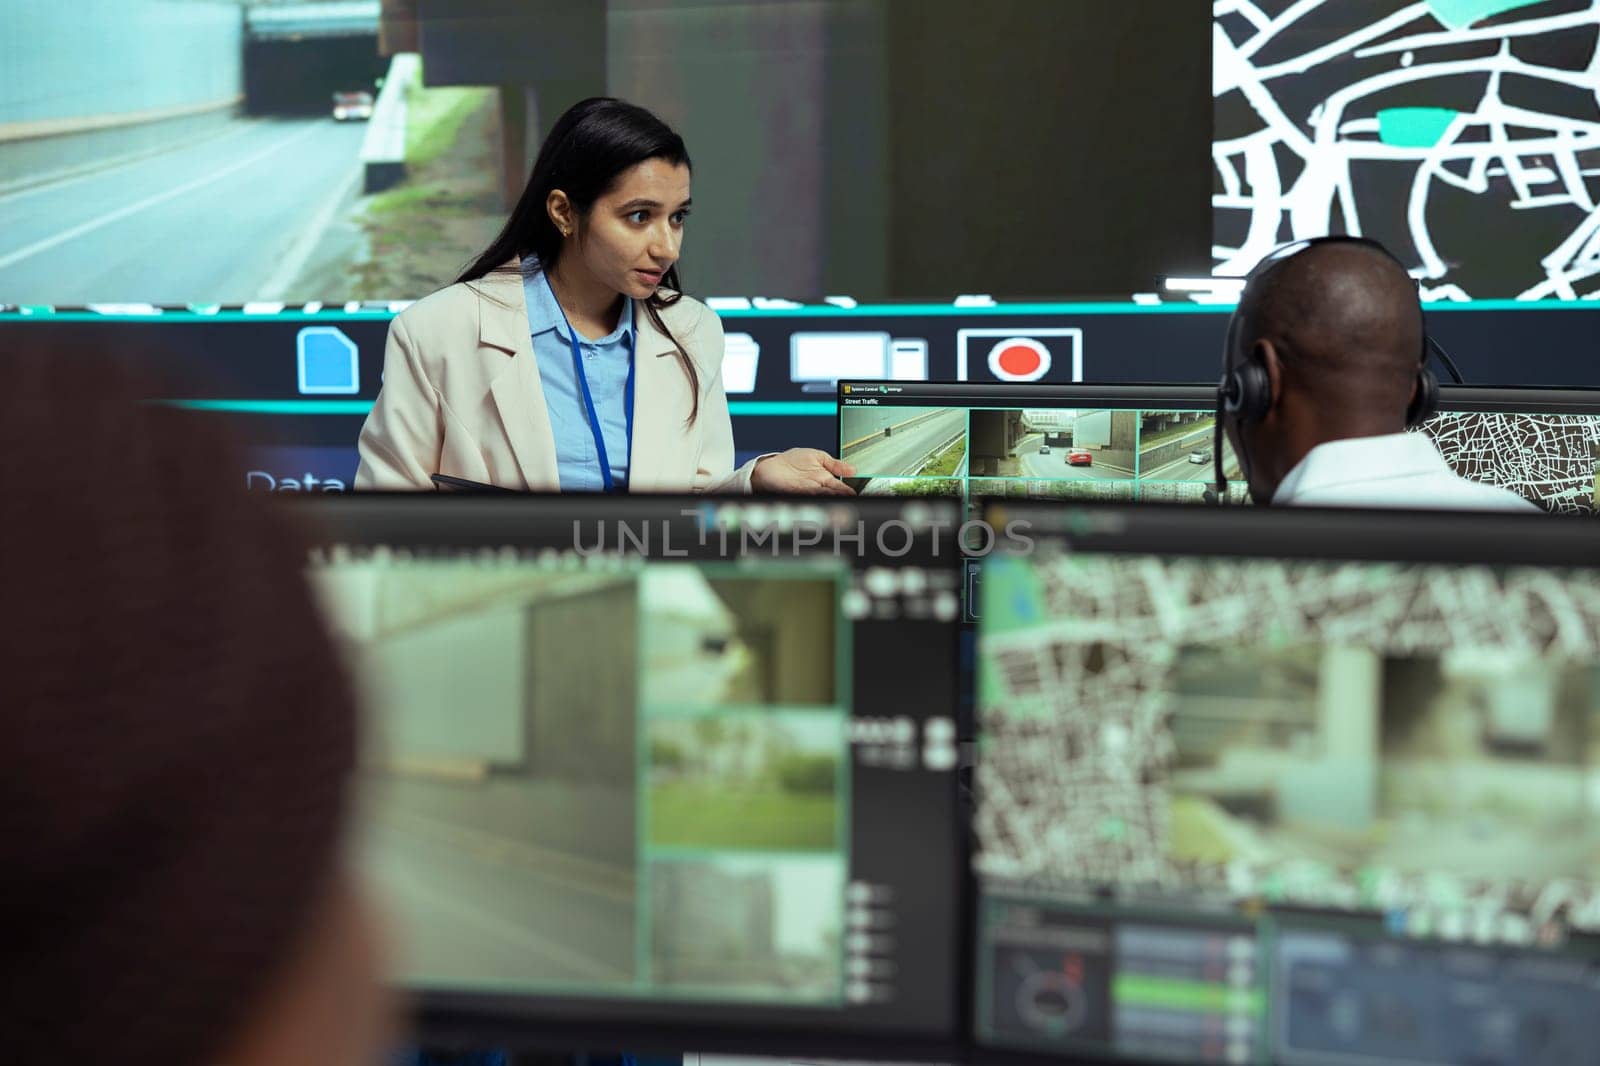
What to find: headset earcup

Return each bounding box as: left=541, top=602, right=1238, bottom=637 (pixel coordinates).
left=1406, top=366, right=1439, bottom=429
left=1222, top=362, right=1272, bottom=425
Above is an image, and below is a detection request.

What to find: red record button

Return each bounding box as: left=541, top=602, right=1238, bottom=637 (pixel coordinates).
left=986, top=337, right=1053, bottom=381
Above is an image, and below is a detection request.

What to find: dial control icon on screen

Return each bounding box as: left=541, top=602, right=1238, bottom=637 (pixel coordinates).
left=1016, top=967, right=1089, bottom=1035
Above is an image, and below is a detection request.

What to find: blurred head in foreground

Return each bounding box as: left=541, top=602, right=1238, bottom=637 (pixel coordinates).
left=0, top=353, right=393, bottom=1064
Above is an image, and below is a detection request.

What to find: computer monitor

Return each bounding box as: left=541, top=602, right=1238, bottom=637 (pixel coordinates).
left=836, top=381, right=1600, bottom=514
left=973, top=501, right=1600, bottom=1066
left=298, top=494, right=966, bottom=1058
left=793, top=333, right=929, bottom=393
left=1422, top=387, right=1600, bottom=515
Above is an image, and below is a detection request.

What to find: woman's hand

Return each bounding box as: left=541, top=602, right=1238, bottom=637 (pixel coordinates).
left=750, top=449, right=857, bottom=495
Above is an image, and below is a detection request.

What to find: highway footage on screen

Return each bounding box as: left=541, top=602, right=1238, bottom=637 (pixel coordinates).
left=840, top=405, right=1245, bottom=507
left=841, top=399, right=1600, bottom=514
left=976, top=549, right=1600, bottom=941
left=312, top=555, right=849, bottom=1004
left=1, top=6, right=511, bottom=307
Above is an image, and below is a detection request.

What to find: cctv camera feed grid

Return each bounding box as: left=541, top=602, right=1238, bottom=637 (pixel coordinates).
left=309, top=512, right=961, bottom=1032
left=838, top=397, right=1242, bottom=507
left=974, top=536, right=1600, bottom=1065
left=840, top=385, right=1600, bottom=515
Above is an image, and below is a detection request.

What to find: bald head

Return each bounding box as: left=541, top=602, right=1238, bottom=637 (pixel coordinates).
left=1234, top=241, right=1424, bottom=416
left=1222, top=239, right=1430, bottom=503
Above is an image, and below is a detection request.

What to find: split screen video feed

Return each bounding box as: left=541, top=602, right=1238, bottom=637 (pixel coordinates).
left=839, top=405, right=1249, bottom=510
left=312, top=556, right=851, bottom=1005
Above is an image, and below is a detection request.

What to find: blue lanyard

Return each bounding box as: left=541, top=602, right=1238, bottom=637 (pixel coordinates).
left=546, top=273, right=635, bottom=493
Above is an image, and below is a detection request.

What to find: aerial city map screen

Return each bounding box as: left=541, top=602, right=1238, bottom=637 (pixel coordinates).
left=974, top=503, right=1600, bottom=1066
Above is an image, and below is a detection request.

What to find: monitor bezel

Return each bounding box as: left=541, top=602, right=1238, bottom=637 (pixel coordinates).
left=980, top=496, right=1599, bottom=567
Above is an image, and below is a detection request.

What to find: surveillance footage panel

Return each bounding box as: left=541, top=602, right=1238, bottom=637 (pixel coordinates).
left=332, top=562, right=848, bottom=1002
left=839, top=383, right=1600, bottom=517
left=973, top=505, right=1600, bottom=1066
left=301, top=496, right=965, bottom=1056
left=836, top=383, right=1250, bottom=512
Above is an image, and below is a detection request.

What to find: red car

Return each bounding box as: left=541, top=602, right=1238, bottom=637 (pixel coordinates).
left=1066, top=451, right=1093, bottom=466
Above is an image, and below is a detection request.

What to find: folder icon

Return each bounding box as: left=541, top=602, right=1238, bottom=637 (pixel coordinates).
left=723, top=333, right=760, bottom=394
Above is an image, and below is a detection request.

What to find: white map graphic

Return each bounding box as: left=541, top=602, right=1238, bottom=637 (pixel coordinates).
left=1214, top=0, right=1600, bottom=299
left=1417, top=409, right=1600, bottom=510
left=977, top=549, right=1600, bottom=942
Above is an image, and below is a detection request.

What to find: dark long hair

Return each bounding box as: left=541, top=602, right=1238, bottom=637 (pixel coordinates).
left=459, top=97, right=701, bottom=422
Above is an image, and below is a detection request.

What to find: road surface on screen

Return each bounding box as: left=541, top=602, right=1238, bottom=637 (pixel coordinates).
left=0, top=117, right=366, bottom=305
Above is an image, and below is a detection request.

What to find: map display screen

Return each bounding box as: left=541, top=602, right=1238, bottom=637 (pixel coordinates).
left=974, top=502, right=1600, bottom=1066
left=1420, top=408, right=1600, bottom=514
left=1214, top=0, right=1600, bottom=301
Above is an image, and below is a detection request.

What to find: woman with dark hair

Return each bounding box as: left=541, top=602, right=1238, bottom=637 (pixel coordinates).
left=356, top=97, right=854, bottom=494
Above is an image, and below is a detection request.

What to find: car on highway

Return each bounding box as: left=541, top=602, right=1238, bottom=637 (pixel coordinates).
left=333, top=91, right=374, bottom=122
left=1066, top=451, right=1093, bottom=466
left=1188, top=449, right=1209, bottom=464
left=1039, top=443, right=1050, bottom=455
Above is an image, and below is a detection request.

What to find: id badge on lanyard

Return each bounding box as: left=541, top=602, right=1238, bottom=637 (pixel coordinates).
left=548, top=274, right=636, bottom=493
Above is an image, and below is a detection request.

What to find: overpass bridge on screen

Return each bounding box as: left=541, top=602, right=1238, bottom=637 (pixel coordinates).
left=243, top=2, right=387, bottom=115
left=245, top=1, right=380, bottom=41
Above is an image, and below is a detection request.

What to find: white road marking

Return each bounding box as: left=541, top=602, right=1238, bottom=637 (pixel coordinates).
left=258, top=160, right=362, bottom=300
left=0, top=122, right=327, bottom=272
left=0, top=121, right=258, bottom=206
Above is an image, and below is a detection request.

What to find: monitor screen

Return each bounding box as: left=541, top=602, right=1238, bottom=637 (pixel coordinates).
left=791, top=333, right=895, bottom=389
left=1419, top=394, right=1600, bottom=515
left=973, top=501, right=1600, bottom=1066
left=3, top=3, right=1202, bottom=308
left=839, top=382, right=1600, bottom=515
left=1212, top=2, right=1600, bottom=302
left=301, top=495, right=965, bottom=1057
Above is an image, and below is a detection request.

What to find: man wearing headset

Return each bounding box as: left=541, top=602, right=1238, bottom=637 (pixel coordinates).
left=1215, top=236, right=1537, bottom=510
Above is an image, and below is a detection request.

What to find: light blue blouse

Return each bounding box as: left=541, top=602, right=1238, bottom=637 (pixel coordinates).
left=522, top=268, right=633, bottom=491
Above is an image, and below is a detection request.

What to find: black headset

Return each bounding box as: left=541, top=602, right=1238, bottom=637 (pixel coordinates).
left=1212, top=235, right=1462, bottom=502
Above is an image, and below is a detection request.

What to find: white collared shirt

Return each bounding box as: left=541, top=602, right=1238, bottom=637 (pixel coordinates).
left=1271, top=432, right=1542, bottom=511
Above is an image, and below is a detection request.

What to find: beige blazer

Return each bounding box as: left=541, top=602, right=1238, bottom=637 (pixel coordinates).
left=355, top=261, right=759, bottom=492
